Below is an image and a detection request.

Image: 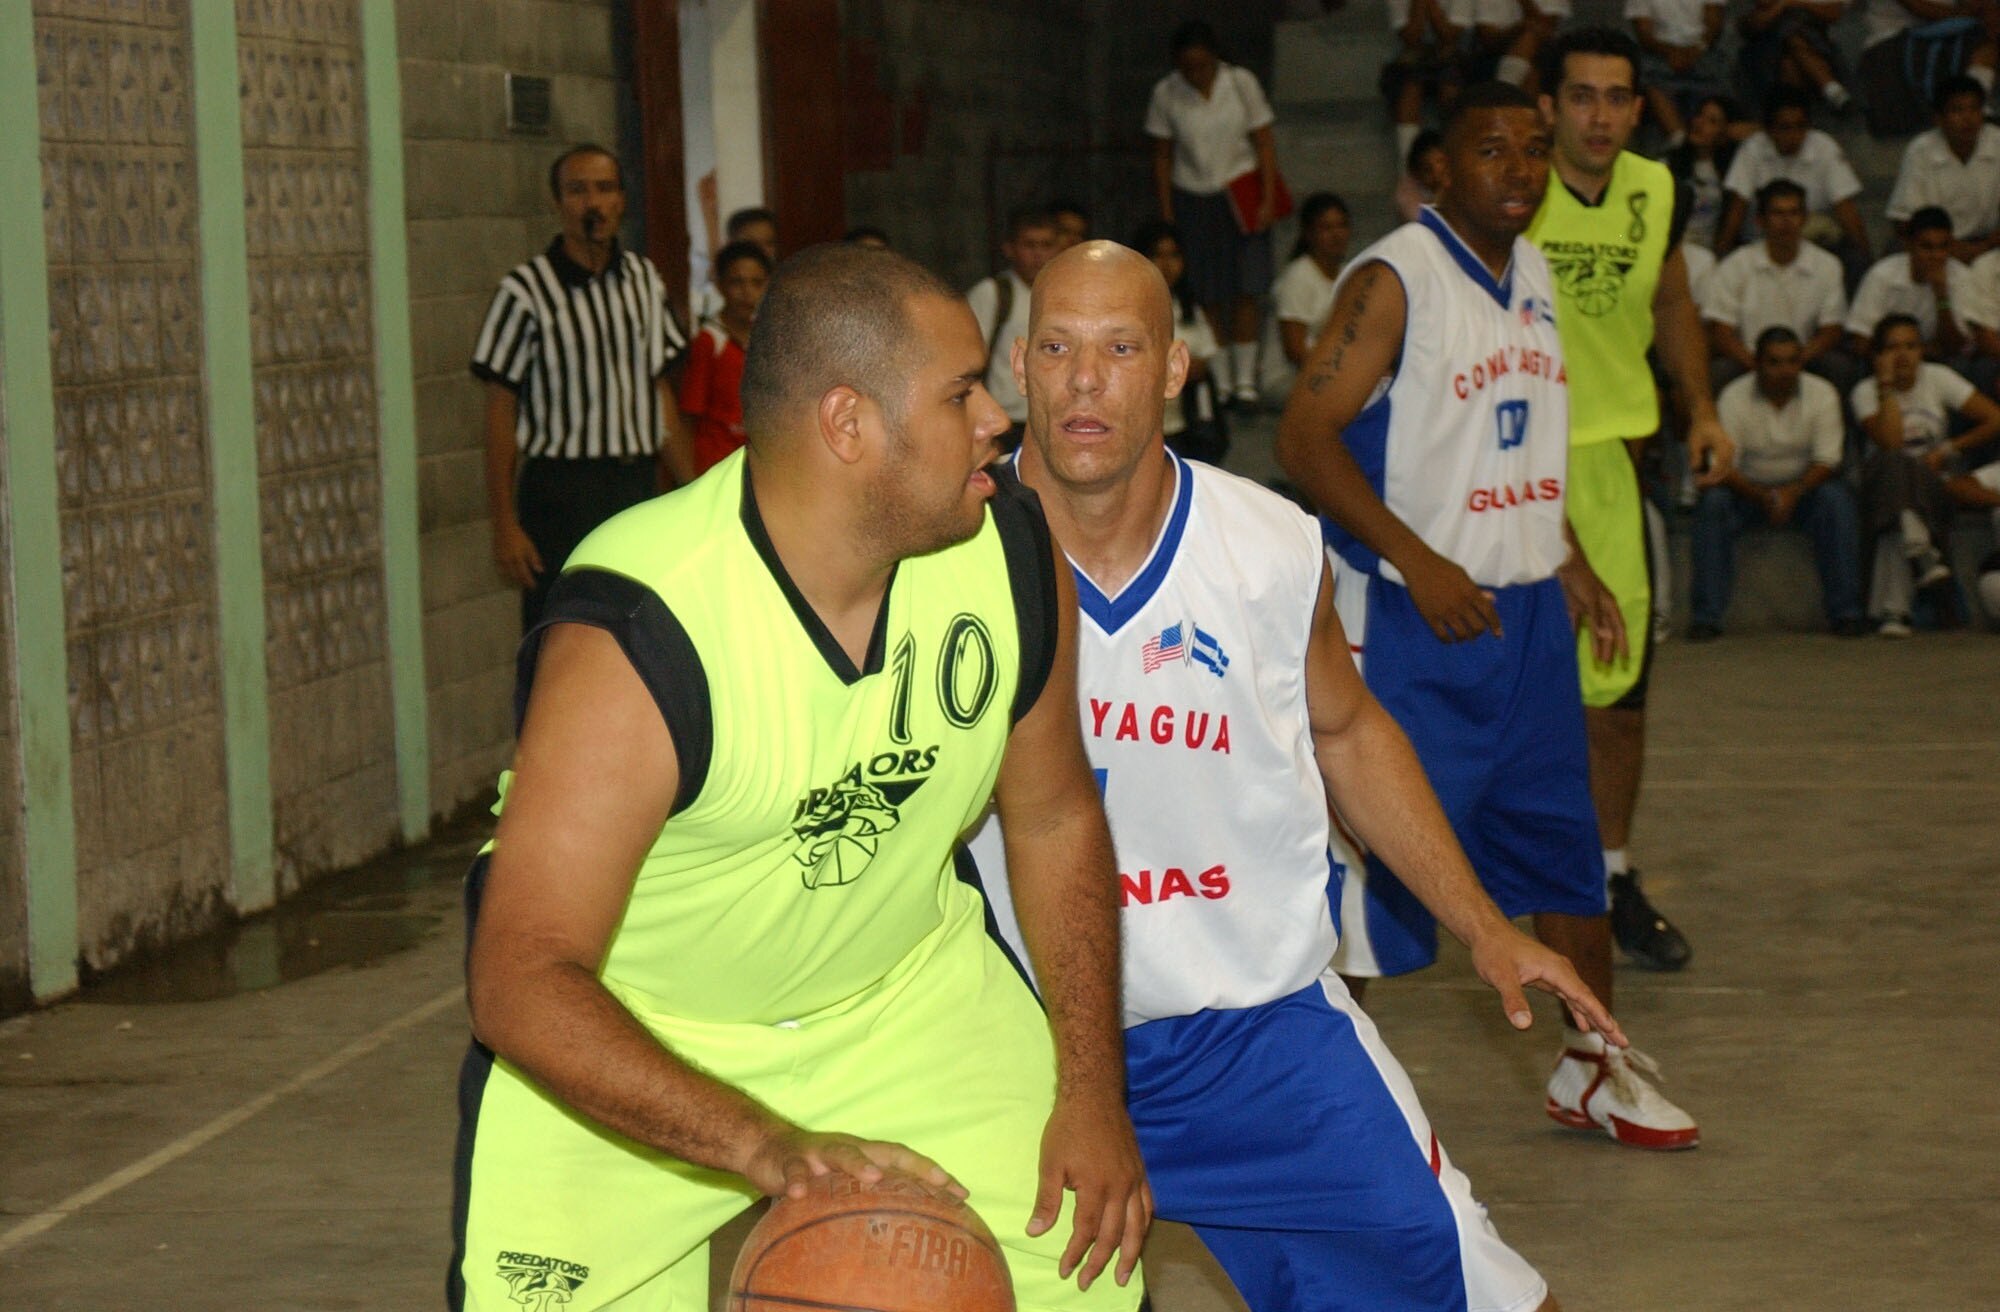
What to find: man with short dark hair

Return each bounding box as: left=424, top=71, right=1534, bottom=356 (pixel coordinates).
left=452, top=243, right=1150, bottom=1311
left=968, top=208, right=1062, bottom=445
left=1846, top=206, right=1992, bottom=367
left=1887, top=75, right=2000, bottom=262
left=1690, top=326, right=1864, bottom=639
left=471, top=144, right=690, bottom=631
left=1716, top=86, right=1870, bottom=269
left=1703, top=179, right=1853, bottom=391
left=1527, top=27, right=1734, bottom=992
left=1282, top=80, right=1700, bottom=1155
left=1048, top=199, right=1091, bottom=251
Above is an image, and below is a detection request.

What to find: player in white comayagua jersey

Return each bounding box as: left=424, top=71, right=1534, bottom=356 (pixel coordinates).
left=964, top=239, right=1618, bottom=1312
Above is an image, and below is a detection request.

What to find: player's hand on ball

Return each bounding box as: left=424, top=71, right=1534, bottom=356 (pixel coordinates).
left=1029, top=1090, right=1153, bottom=1291
left=1402, top=548, right=1504, bottom=643
left=741, top=1126, right=968, bottom=1202
left=1468, top=925, right=1627, bottom=1049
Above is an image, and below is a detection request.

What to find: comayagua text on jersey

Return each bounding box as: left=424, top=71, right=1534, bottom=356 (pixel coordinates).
left=1088, top=699, right=1233, bottom=753
left=1451, top=345, right=1566, bottom=399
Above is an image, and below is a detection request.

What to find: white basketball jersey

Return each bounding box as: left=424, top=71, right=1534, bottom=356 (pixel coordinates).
left=968, top=455, right=1346, bottom=1027
left=1322, top=207, right=1571, bottom=589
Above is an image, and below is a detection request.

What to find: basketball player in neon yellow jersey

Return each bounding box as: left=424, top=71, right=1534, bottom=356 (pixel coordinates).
left=449, top=244, right=1148, bottom=1311
left=1525, top=27, right=1731, bottom=1147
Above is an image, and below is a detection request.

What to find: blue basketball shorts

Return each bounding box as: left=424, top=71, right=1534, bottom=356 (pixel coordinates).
left=1328, top=557, right=1605, bottom=978
left=1126, top=976, right=1546, bottom=1312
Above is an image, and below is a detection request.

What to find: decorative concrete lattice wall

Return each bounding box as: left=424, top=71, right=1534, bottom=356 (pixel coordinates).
left=239, top=0, right=397, bottom=887
left=35, top=0, right=231, bottom=967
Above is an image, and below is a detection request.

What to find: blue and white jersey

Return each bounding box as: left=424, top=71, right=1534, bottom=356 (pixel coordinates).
left=968, top=455, right=1349, bottom=1027
left=1324, top=207, right=1570, bottom=589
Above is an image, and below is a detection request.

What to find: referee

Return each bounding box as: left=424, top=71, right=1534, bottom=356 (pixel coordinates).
left=471, top=144, right=692, bottom=630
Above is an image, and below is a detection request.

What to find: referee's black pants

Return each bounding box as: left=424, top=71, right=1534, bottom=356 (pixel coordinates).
left=515, top=455, right=657, bottom=632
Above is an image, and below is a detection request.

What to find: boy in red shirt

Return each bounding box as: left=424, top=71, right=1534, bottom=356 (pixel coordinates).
left=679, top=240, right=773, bottom=474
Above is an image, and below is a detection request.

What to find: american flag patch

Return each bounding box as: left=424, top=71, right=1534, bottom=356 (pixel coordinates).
left=1140, top=622, right=1184, bottom=673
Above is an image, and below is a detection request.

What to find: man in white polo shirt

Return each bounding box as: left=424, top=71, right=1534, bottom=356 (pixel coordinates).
left=1703, top=180, right=1854, bottom=393
left=1846, top=207, right=1994, bottom=384
left=1689, top=326, right=1864, bottom=639
left=1716, top=87, right=1869, bottom=273
left=1887, top=75, right=2000, bottom=264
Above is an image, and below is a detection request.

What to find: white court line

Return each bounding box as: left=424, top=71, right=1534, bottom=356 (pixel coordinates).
left=0, top=985, right=464, bottom=1256
left=1647, top=741, right=2000, bottom=757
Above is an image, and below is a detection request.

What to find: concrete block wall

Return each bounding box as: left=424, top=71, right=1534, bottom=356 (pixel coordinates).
left=840, top=0, right=1273, bottom=287
left=396, top=0, right=630, bottom=820
left=0, top=354, right=24, bottom=1014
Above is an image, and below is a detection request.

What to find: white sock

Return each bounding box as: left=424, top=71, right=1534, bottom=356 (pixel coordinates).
left=1900, top=508, right=1932, bottom=557
left=1823, top=81, right=1850, bottom=108
left=1497, top=54, right=1531, bottom=86
left=1230, top=342, right=1258, bottom=393
left=1604, top=847, right=1631, bottom=880
left=1209, top=347, right=1234, bottom=393
left=1971, top=65, right=1995, bottom=95
left=1564, top=1025, right=1605, bottom=1054
left=1396, top=121, right=1422, bottom=164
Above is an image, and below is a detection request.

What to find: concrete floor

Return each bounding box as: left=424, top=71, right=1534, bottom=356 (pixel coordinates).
left=4, top=607, right=1997, bottom=1308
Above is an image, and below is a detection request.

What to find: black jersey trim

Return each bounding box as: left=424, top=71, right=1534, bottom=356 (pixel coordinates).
left=739, top=462, right=896, bottom=685
left=952, top=843, right=1042, bottom=1005
left=515, top=568, right=714, bottom=814
left=989, top=463, right=1060, bottom=725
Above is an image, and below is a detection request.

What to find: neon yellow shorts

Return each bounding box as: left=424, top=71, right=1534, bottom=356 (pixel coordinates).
left=451, top=889, right=1142, bottom=1312
left=1566, top=439, right=1650, bottom=709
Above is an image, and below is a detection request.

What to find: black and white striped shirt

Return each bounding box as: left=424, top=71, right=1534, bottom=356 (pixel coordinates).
left=470, top=239, right=688, bottom=459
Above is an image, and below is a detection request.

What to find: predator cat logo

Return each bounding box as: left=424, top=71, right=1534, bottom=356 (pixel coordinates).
left=789, top=749, right=938, bottom=888
left=1543, top=242, right=1637, bottom=318
left=495, top=1251, right=589, bottom=1310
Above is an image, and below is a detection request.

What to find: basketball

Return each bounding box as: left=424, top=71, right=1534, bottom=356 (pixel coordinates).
left=728, top=1173, right=1015, bottom=1312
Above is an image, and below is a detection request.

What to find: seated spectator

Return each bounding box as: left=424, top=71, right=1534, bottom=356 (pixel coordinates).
left=967, top=207, right=1059, bottom=447
left=1736, top=0, right=1853, bottom=117
left=843, top=225, right=891, bottom=249
left=1664, top=94, right=1753, bottom=249
left=1048, top=198, right=1091, bottom=251
left=1470, top=0, right=1567, bottom=90
left=1273, top=192, right=1351, bottom=369
left=1853, top=314, right=2000, bottom=633
left=1691, top=327, right=1864, bottom=638
left=1394, top=129, right=1447, bottom=223
left=1704, top=180, right=1855, bottom=392
left=677, top=239, right=771, bottom=476
left=1626, top=0, right=1729, bottom=141
left=1885, top=76, right=2000, bottom=263
left=1858, top=0, right=1997, bottom=89
left=1382, top=0, right=1472, bottom=164
left=1716, top=88, right=1869, bottom=275
left=1844, top=207, right=1991, bottom=367
left=1132, top=220, right=1228, bottom=462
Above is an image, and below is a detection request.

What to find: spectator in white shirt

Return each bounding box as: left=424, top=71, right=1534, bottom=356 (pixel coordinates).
left=1132, top=220, right=1228, bottom=463
left=1690, top=327, right=1865, bottom=637
left=1663, top=95, right=1754, bottom=250
left=1384, top=0, right=1474, bottom=165
left=967, top=207, right=1059, bottom=444
left=1858, top=0, right=1998, bottom=94
left=1844, top=207, right=1991, bottom=368
left=1853, top=314, right=2000, bottom=631
left=1886, top=76, right=2000, bottom=262
left=1627, top=0, right=1729, bottom=141
left=1147, top=20, right=1282, bottom=409
left=1470, top=0, right=1569, bottom=92
left=1273, top=193, right=1352, bottom=370
left=1394, top=130, right=1447, bottom=223
left=1716, top=88, right=1870, bottom=273
left=1703, top=180, right=1855, bottom=392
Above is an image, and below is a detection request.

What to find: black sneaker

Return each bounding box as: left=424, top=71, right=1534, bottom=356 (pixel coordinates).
left=1610, top=870, right=1692, bottom=971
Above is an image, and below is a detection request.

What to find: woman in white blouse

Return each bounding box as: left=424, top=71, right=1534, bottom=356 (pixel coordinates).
left=1273, top=193, right=1352, bottom=370
left=1146, top=20, right=1283, bottom=410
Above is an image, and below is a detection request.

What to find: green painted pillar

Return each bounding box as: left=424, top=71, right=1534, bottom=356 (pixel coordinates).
left=0, top=1, right=80, bottom=1000
left=189, top=2, right=276, bottom=913
left=361, top=0, right=432, bottom=842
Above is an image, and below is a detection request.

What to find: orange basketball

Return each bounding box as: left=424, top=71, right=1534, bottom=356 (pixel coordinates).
left=728, top=1173, right=1015, bottom=1312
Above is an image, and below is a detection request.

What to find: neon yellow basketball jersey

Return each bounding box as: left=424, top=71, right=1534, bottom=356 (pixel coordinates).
left=518, top=449, right=1057, bottom=1026
left=1527, top=151, right=1674, bottom=446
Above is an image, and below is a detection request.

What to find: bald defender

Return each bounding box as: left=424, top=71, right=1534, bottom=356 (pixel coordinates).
left=451, top=244, right=1148, bottom=1311
left=967, top=239, right=1615, bottom=1312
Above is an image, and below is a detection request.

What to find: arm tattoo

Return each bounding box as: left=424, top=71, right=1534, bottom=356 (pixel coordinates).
left=1305, top=266, right=1378, bottom=395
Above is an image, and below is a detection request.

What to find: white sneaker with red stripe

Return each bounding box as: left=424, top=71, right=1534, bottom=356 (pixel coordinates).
left=1545, top=1028, right=1700, bottom=1150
